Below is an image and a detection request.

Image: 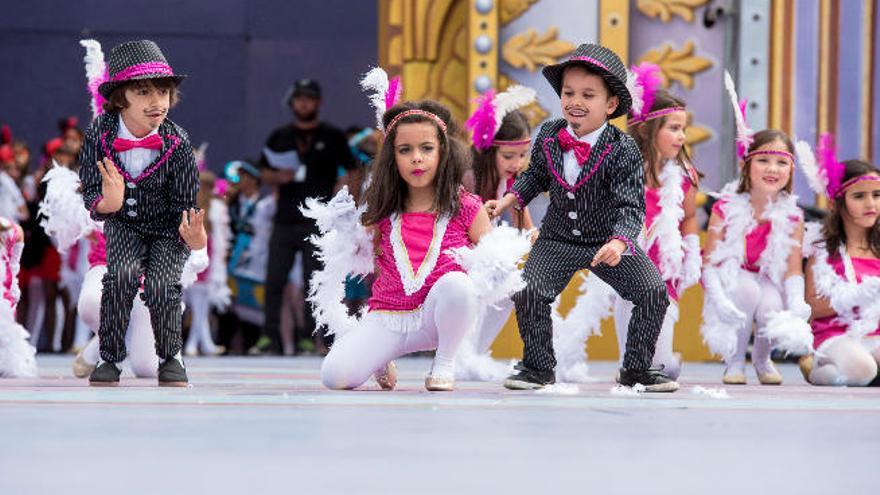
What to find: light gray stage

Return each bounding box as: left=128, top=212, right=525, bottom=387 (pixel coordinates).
left=0, top=356, right=876, bottom=494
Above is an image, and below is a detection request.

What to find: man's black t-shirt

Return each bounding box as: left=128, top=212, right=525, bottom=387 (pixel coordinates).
left=260, top=122, right=355, bottom=226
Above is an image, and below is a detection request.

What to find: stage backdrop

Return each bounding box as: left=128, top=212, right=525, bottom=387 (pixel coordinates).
left=0, top=0, right=377, bottom=171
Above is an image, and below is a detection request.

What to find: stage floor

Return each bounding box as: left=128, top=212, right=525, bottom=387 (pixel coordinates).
left=0, top=355, right=876, bottom=494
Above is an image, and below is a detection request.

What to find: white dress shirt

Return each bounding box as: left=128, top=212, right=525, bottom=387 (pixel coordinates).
left=117, top=115, right=160, bottom=178
left=562, top=122, right=606, bottom=185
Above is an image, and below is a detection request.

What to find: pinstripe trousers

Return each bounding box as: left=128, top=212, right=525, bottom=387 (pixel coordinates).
left=99, top=220, right=189, bottom=363
left=513, top=237, right=668, bottom=371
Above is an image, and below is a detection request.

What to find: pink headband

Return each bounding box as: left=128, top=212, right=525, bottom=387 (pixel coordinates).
left=835, top=175, right=880, bottom=198
left=493, top=138, right=531, bottom=147
left=111, top=62, right=175, bottom=82
left=744, top=149, right=795, bottom=162
left=384, top=109, right=448, bottom=136
left=627, top=106, right=686, bottom=126
left=570, top=56, right=611, bottom=72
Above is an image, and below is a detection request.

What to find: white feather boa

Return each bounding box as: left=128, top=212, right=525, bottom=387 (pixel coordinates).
left=207, top=198, right=232, bottom=310
left=646, top=161, right=687, bottom=282
left=300, top=187, right=375, bottom=337
left=39, top=164, right=97, bottom=252
left=303, top=188, right=530, bottom=340
left=701, top=182, right=806, bottom=358
left=810, top=237, right=880, bottom=340
left=0, top=172, right=25, bottom=222
left=0, top=226, right=37, bottom=377
left=552, top=272, right=616, bottom=383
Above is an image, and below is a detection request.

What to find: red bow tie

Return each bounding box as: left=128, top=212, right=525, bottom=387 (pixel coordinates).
left=112, top=134, right=163, bottom=152
left=557, top=128, right=592, bottom=165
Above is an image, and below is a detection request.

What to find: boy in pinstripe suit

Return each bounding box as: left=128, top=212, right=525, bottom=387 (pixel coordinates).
left=78, top=40, right=199, bottom=387
left=487, top=44, right=678, bottom=392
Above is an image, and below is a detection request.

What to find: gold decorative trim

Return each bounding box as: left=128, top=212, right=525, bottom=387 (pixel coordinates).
left=499, top=0, right=538, bottom=26
left=501, top=27, right=575, bottom=72
left=861, top=0, right=875, bottom=161
left=600, top=0, right=629, bottom=129
left=637, top=41, right=712, bottom=89
left=635, top=0, right=709, bottom=23
left=469, top=0, right=498, bottom=115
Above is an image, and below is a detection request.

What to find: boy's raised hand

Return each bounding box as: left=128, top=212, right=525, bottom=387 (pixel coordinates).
left=179, top=208, right=207, bottom=250
left=96, top=157, right=125, bottom=214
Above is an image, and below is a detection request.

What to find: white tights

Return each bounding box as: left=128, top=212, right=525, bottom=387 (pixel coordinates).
left=614, top=295, right=680, bottom=379
left=726, top=270, right=784, bottom=374
left=78, top=266, right=158, bottom=377
left=184, top=284, right=219, bottom=355
left=321, top=272, right=477, bottom=390
left=810, top=336, right=880, bottom=386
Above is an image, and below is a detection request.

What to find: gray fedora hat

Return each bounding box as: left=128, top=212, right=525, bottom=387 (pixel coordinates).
left=541, top=43, right=631, bottom=119
left=98, top=40, right=186, bottom=98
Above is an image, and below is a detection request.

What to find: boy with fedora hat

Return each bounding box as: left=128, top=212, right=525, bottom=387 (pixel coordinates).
left=487, top=43, right=678, bottom=392
left=78, top=39, right=199, bottom=386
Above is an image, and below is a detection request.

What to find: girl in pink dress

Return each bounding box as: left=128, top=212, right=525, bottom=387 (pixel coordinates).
left=0, top=216, right=37, bottom=377
left=457, top=86, right=537, bottom=380
left=799, top=140, right=880, bottom=386
left=615, top=78, right=701, bottom=381
left=700, top=71, right=812, bottom=385
left=316, top=100, right=493, bottom=392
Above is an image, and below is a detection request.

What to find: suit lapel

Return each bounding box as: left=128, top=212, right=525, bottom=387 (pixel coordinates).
left=545, top=120, right=567, bottom=182
left=574, top=125, right=612, bottom=184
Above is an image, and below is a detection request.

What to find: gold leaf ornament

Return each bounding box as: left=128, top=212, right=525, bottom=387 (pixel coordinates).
left=502, top=27, right=576, bottom=72
left=637, top=41, right=712, bottom=89
left=636, top=0, right=709, bottom=23
left=499, top=0, right=539, bottom=26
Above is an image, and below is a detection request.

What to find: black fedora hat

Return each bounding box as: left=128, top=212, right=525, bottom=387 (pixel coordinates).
left=98, top=40, right=186, bottom=98
left=541, top=43, right=631, bottom=119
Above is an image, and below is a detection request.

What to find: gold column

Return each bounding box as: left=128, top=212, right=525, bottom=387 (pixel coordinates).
left=862, top=0, right=876, bottom=161
left=816, top=0, right=840, bottom=208
left=600, top=0, right=630, bottom=129
left=769, top=0, right=794, bottom=134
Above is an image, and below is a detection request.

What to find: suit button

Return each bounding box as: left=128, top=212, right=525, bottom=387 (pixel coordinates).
left=126, top=198, right=137, bottom=205
left=572, top=229, right=581, bottom=236
left=568, top=211, right=577, bottom=219
left=127, top=210, right=137, bottom=217
left=127, top=182, right=136, bottom=189
left=566, top=192, right=575, bottom=199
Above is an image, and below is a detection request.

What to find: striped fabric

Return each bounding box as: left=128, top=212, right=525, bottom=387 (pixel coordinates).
left=78, top=112, right=198, bottom=362
left=510, top=120, right=668, bottom=372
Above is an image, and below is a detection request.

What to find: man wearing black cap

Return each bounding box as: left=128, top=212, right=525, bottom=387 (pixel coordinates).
left=258, top=79, right=356, bottom=355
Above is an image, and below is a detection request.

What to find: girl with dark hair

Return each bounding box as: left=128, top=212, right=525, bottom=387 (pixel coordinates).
left=456, top=86, right=537, bottom=380
left=317, top=99, right=492, bottom=392
left=799, top=137, right=880, bottom=386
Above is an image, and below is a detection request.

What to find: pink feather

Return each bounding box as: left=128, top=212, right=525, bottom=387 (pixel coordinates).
left=631, top=63, right=662, bottom=120
left=817, top=133, right=845, bottom=197
left=87, top=67, right=108, bottom=117
left=465, top=89, right=496, bottom=151
left=384, top=76, right=402, bottom=111
left=214, top=178, right=229, bottom=198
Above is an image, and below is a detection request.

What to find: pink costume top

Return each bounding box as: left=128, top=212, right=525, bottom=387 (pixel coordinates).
left=644, top=176, right=693, bottom=300
left=711, top=199, right=776, bottom=273
left=368, top=190, right=482, bottom=313
left=1, top=222, right=21, bottom=310
left=87, top=231, right=107, bottom=268
left=811, top=255, right=880, bottom=349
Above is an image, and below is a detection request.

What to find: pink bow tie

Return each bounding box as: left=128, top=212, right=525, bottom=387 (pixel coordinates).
left=557, top=128, right=592, bottom=165
left=112, top=134, right=163, bottom=152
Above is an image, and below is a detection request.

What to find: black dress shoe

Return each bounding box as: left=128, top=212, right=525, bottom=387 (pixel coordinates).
left=618, top=366, right=679, bottom=393
left=89, top=361, right=121, bottom=386
left=503, top=362, right=555, bottom=390
left=158, top=357, right=188, bottom=387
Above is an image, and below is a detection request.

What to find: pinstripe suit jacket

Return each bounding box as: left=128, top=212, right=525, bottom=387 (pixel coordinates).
left=79, top=113, right=199, bottom=238
left=511, top=118, right=645, bottom=248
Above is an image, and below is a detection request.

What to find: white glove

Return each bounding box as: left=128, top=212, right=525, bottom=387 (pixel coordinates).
left=703, top=268, right=746, bottom=323
left=783, top=275, right=812, bottom=320
left=678, top=234, right=702, bottom=294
